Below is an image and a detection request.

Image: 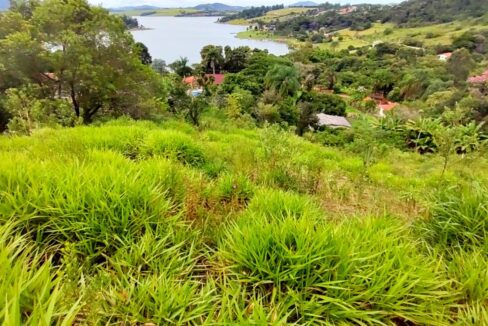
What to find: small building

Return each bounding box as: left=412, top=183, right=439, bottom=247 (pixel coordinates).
left=438, top=52, right=452, bottom=61
left=183, top=74, right=225, bottom=88
left=316, top=113, right=351, bottom=128
left=378, top=101, right=398, bottom=117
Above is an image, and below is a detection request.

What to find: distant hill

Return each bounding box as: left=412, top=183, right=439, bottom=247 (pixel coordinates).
left=110, top=5, right=160, bottom=12
left=0, top=0, right=9, bottom=11
left=193, top=3, right=244, bottom=12
left=289, top=1, right=318, bottom=7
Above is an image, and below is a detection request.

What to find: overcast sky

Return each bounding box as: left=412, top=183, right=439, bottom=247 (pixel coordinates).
left=89, top=0, right=399, bottom=9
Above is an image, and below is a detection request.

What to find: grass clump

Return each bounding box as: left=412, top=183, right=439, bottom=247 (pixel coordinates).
left=219, top=215, right=456, bottom=324
left=421, top=184, right=488, bottom=251
left=0, top=223, right=80, bottom=325
left=141, top=130, right=206, bottom=166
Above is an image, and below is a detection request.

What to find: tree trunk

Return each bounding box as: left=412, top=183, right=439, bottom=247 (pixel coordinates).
left=69, top=83, right=80, bottom=118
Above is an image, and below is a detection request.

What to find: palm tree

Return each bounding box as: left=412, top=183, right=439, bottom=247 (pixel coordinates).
left=200, top=46, right=224, bottom=75
left=169, top=57, right=193, bottom=77
left=264, top=65, right=300, bottom=98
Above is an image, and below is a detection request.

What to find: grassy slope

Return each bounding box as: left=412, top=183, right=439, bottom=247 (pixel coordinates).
left=113, top=8, right=200, bottom=16
left=0, top=116, right=487, bottom=323
left=228, top=7, right=312, bottom=25
left=236, top=14, right=488, bottom=51
left=319, top=16, right=488, bottom=50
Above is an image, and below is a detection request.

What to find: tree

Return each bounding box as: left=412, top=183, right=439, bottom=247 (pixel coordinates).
left=430, top=108, right=483, bottom=177
left=169, top=57, right=193, bottom=77
left=296, top=101, right=318, bottom=136
left=200, top=45, right=224, bottom=75
left=447, top=49, right=475, bottom=84
left=264, top=65, right=300, bottom=98
left=224, top=46, right=251, bottom=73
left=187, top=96, right=207, bottom=126
left=151, top=59, right=168, bottom=75
left=136, top=42, right=152, bottom=65
left=0, top=0, right=159, bottom=124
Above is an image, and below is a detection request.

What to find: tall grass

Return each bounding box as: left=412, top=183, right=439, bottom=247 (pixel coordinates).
left=0, top=223, right=80, bottom=325
left=0, top=119, right=487, bottom=323
left=219, top=215, right=456, bottom=324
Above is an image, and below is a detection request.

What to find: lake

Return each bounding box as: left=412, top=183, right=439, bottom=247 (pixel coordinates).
left=131, top=16, right=290, bottom=64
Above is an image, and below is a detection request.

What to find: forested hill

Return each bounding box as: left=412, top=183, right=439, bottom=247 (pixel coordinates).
left=272, top=0, right=488, bottom=36
left=387, top=0, right=488, bottom=25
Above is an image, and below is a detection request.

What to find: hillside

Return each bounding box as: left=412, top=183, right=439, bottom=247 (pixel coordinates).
left=388, top=0, right=488, bottom=25
left=193, top=3, right=244, bottom=11
left=1, top=118, right=487, bottom=323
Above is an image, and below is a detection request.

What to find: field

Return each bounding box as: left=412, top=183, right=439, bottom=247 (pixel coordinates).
left=113, top=8, right=200, bottom=17
left=1, top=116, right=487, bottom=324
left=228, top=7, right=313, bottom=25
left=319, top=16, right=488, bottom=50
left=236, top=14, right=488, bottom=51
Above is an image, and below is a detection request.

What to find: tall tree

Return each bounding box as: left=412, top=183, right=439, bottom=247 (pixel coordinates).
left=200, top=45, right=224, bottom=75
left=448, top=48, right=475, bottom=84
left=0, top=0, right=159, bottom=123
left=264, top=65, right=300, bottom=98
left=169, top=57, right=193, bottom=77
left=136, top=42, right=152, bottom=65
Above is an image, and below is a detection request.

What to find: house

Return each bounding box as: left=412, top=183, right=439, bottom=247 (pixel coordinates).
left=467, top=69, right=488, bottom=84
left=378, top=101, right=398, bottom=117
left=183, top=74, right=225, bottom=96
left=438, top=52, right=452, bottom=61
left=364, top=94, right=398, bottom=117
left=316, top=113, right=352, bottom=128
left=183, top=74, right=225, bottom=88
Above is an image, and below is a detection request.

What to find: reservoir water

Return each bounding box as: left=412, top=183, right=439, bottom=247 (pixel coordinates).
left=131, top=16, right=290, bottom=64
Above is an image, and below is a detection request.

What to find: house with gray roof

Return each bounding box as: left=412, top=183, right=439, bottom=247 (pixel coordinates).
left=315, top=113, right=351, bottom=128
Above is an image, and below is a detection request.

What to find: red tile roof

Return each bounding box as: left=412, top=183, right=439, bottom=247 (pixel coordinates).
left=182, top=74, right=225, bottom=86
left=183, top=76, right=196, bottom=85
left=468, top=70, right=488, bottom=84
left=379, top=101, right=398, bottom=111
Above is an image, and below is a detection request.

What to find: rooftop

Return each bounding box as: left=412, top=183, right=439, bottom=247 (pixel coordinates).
left=467, top=70, right=488, bottom=84
left=316, top=113, right=351, bottom=128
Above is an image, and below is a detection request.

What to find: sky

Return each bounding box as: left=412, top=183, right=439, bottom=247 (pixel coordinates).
left=89, top=0, right=398, bottom=9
